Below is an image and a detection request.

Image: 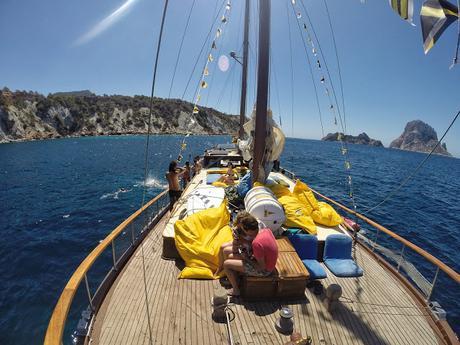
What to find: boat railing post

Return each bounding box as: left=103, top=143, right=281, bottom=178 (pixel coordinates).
left=397, top=244, right=405, bottom=272
left=427, top=266, right=440, bottom=301
left=372, top=228, right=380, bottom=252
left=84, top=274, right=94, bottom=311
left=111, top=240, right=117, bottom=270
left=130, top=221, right=135, bottom=245
left=155, top=199, right=159, bottom=220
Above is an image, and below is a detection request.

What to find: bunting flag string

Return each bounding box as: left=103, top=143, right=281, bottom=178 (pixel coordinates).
left=190, top=0, right=231, bottom=117
left=421, top=0, right=459, bottom=54
left=291, top=0, right=357, bottom=212
left=178, top=0, right=232, bottom=160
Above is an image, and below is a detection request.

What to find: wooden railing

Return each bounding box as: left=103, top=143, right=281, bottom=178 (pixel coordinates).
left=310, top=188, right=460, bottom=286
left=44, top=190, right=170, bottom=345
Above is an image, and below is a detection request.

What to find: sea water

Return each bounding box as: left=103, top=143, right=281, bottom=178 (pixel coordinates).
left=0, top=135, right=458, bottom=344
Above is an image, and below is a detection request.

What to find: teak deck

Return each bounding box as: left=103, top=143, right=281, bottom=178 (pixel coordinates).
left=90, top=213, right=444, bottom=345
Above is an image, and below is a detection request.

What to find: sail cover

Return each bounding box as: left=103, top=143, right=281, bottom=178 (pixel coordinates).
left=238, top=108, right=285, bottom=182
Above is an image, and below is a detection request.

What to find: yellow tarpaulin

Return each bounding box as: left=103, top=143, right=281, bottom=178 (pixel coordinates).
left=278, top=195, right=317, bottom=234
left=174, top=200, right=233, bottom=279
left=312, top=201, right=343, bottom=227
left=265, top=179, right=343, bottom=232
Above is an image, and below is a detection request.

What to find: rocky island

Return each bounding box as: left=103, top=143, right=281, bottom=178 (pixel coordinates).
left=390, top=120, right=450, bottom=156
left=321, top=132, right=383, bottom=147
left=0, top=88, right=239, bottom=143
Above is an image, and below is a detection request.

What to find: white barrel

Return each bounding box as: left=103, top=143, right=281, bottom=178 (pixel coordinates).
left=244, top=187, right=285, bottom=232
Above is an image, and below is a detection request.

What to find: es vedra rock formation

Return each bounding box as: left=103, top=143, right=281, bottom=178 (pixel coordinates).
left=390, top=120, right=450, bottom=156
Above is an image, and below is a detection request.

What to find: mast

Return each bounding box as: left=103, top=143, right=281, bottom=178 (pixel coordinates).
left=252, top=0, right=270, bottom=183
left=238, top=0, right=250, bottom=139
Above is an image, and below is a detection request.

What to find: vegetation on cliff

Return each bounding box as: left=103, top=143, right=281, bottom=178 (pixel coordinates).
left=0, top=88, right=239, bottom=143
left=321, top=132, right=383, bottom=147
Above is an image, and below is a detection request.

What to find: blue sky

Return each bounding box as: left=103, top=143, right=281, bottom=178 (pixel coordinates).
left=0, top=0, right=459, bottom=155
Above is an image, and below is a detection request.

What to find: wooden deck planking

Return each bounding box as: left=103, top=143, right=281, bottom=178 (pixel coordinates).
left=91, top=217, right=442, bottom=345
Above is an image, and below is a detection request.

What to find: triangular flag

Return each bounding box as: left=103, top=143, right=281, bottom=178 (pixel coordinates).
left=421, top=0, right=459, bottom=54
left=193, top=106, right=199, bottom=114
left=201, top=81, right=208, bottom=89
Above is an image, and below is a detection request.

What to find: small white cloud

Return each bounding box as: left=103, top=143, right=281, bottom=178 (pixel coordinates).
left=74, top=0, right=139, bottom=46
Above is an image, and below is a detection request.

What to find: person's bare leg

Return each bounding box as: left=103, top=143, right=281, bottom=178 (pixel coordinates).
left=215, top=242, right=233, bottom=276
left=223, top=259, right=245, bottom=296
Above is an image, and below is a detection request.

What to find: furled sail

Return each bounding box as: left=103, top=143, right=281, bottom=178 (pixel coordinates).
left=421, top=0, right=459, bottom=54
left=238, top=108, right=285, bottom=182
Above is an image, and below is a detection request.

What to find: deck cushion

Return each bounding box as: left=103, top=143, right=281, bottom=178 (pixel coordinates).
left=323, top=234, right=363, bottom=277
left=287, top=233, right=317, bottom=260
left=206, top=173, right=223, bottom=184
left=302, top=259, right=327, bottom=280
left=324, top=259, right=363, bottom=277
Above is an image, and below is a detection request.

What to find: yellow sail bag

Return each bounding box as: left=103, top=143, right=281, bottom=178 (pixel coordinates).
left=278, top=195, right=317, bottom=234
left=174, top=200, right=233, bottom=279
left=312, top=201, right=343, bottom=227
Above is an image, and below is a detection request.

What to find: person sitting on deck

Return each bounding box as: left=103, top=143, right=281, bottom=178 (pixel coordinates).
left=222, top=212, right=278, bottom=297
left=218, top=162, right=236, bottom=185
left=166, top=160, right=185, bottom=211
left=216, top=212, right=253, bottom=275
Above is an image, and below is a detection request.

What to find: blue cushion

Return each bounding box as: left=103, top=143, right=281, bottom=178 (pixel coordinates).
left=302, top=259, right=327, bottom=280
left=324, top=234, right=353, bottom=260
left=287, top=233, right=317, bottom=260
left=206, top=174, right=222, bottom=184
left=324, top=259, right=364, bottom=277
left=236, top=172, right=252, bottom=197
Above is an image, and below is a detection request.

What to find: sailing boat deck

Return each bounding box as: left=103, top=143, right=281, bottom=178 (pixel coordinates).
left=91, top=212, right=443, bottom=345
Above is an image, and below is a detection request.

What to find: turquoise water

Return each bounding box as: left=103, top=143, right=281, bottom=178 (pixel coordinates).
left=0, top=135, right=458, bottom=344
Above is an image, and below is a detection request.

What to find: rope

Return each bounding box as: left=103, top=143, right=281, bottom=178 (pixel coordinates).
left=293, top=0, right=357, bottom=213
left=168, top=0, right=197, bottom=98
left=286, top=1, right=295, bottom=140
left=216, top=61, right=237, bottom=108
left=181, top=0, right=226, bottom=101
left=322, top=0, right=347, bottom=132
left=299, top=0, right=346, bottom=135
left=363, top=109, right=460, bottom=215
left=451, top=0, right=460, bottom=68
left=289, top=1, right=325, bottom=138
left=140, top=1, right=169, bottom=343
left=271, top=56, right=283, bottom=128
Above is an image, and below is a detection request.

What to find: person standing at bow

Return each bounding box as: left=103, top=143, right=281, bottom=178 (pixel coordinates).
left=166, top=160, right=185, bottom=211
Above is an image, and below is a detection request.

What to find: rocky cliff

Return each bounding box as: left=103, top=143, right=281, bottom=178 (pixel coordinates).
left=390, top=120, right=450, bottom=156
left=321, top=132, right=384, bottom=147
left=0, top=89, right=239, bottom=143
